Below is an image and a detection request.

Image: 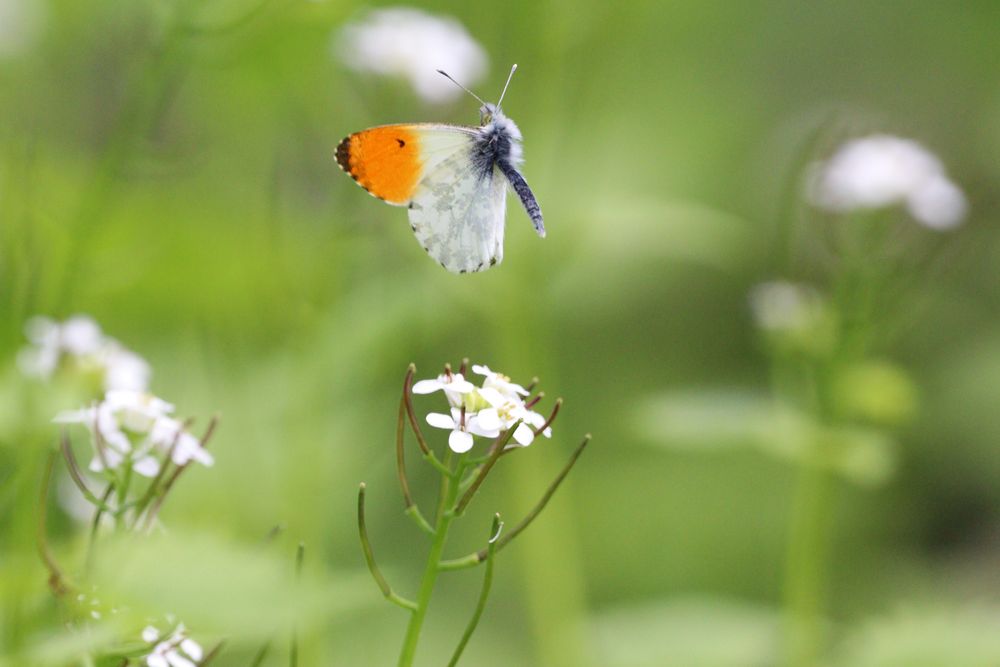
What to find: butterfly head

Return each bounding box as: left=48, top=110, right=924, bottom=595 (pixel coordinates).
left=479, top=102, right=500, bottom=126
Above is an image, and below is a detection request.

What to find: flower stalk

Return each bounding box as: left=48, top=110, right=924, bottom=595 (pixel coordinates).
left=359, top=363, right=588, bottom=667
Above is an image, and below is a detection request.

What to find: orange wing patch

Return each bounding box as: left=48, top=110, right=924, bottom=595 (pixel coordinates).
left=336, top=126, right=422, bottom=205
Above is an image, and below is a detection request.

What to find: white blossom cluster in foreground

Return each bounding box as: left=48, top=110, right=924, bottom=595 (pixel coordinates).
left=18, top=315, right=213, bottom=478
left=807, top=134, right=967, bottom=230
left=141, top=623, right=204, bottom=667
left=55, top=390, right=213, bottom=477
left=335, top=6, right=488, bottom=104
left=18, top=315, right=151, bottom=391
left=414, top=364, right=552, bottom=453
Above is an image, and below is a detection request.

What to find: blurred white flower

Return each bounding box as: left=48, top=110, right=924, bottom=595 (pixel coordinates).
left=54, top=390, right=212, bottom=477
left=18, top=315, right=151, bottom=392
left=748, top=282, right=824, bottom=333
left=150, top=417, right=214, bottom=467
left=807, top=134, right=967, bottom=230
left=412, top=371, right=475, bottom=408
left=141, top=623, right=204, bottom=667
left=426, top=407, right=499, bottom=453
left=99, top=343, right=151, bottom=392
left=335, top=6, right=489, bottom=104
left=0, top=0, right=45, bottom=59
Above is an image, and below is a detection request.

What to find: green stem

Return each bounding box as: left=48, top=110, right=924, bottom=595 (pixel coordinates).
left=784, top=363, right=838, bottom=667
left=447, top=515, right=502, bottom=667
left=397, top=452, right=462, bottom=667
left=784, top=454, right=835, bottom=667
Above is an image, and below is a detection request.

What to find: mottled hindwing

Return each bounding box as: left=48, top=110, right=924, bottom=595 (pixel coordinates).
left=406, top=129, right=508, bottom=274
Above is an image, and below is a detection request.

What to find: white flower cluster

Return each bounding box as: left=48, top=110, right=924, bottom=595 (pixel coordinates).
left=807, top=134, right=967, bottom=230
left=18, top=315, right=151, bottom=392
left=141, top=623, right=204, bottom=667
left=335, top=6, right=489, bottom=104
left=414, top=364, right=552, bottom=453
left=55, top=390, right=213, bottom=477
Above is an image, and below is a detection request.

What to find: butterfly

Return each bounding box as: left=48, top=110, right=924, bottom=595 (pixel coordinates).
left=335, top=65, right=545, bottom=274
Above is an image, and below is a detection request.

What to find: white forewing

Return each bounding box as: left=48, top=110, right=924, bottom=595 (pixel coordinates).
left=408, top=127, right=507, bottom=273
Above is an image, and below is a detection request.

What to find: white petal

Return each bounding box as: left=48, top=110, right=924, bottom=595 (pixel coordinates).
left=142, top=626, right=160, bottom=643
left=509, top=382, right=530, bottom=397
left=61, top=317, right=104, bottom=356
left=524, top=410, right=548, bottom=429
left=165, top=650, right=196, bottom=667
left=447, top=378, right=475, bottom=393
left=512, top=423, right=535, bottom=447
left=449, top=430, right=474, bottom=453
left=147, top=655, right=169, bottom=667
left=471, top=364, right=492, bottom=377
left=132, top=456, right=161, bottom=477
left=411, top=379, right=442, bottom=394
left=425, top=412, right=456, bottom=430
left=475, top=408, right=501, bottom=431
left=180, top=639, right=203, bottom=661
left=53, top=408, right=91, bottom=424
left=477, top=387, right=506, bottom=408
left=466, top=418, right=500, bottom=439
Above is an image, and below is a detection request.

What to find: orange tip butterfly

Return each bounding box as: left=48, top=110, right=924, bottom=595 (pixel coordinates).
left=335, top=64, right=544, bottom=274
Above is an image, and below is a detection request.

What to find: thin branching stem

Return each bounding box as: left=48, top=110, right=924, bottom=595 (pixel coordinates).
left=199, top=641, right=225, bottom=666
left=402, top=364, right=430, bottom=456
left=397, top=452, right=463, bottom=667
left=439, top=434, right=591, bottom=571
left=396, top=390, right=415, bottom=507
left=141, top=417, right=217, bottom=532
left=291, top=542, right=304, bottom=667
left=446, top=515, right=502, bottom=667
left=397, top=388, right=434, bottom=535
left=134, top=418, right=193, bottom=520
left=85, top=484, right=115, bottom=572
left=37, top=453, right=69, bottom=595
left=249, top=642, right=271, bottom=667
left=533, top=398, right=562, bottom=436
left=357, top=484, right=417, bottom=611
left=60, top=431, right=117, bottom=513
left=453, top=425, right=519, bottom=517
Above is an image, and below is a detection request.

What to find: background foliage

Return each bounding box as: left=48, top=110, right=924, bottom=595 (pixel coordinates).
left=2, top=1, right=1000, bottom=665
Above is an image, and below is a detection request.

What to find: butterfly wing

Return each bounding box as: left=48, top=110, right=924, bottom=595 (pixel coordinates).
left=336, top=124, right=475, bottom=205
left=408, top=145, right=508, bottom=273
left=337, top=124, right=508, bottom=273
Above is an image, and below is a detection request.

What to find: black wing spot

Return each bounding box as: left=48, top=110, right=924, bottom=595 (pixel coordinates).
left=396, top=138, right=406, bottom=148
left=489, top=257, right=498, bottom=267
left=335, top=135, right=352, bottom=173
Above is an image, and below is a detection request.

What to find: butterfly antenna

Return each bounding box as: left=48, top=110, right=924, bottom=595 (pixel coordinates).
left=496, top=64, right=518, bottom=111
left=436, top=70, right=487, bottom=106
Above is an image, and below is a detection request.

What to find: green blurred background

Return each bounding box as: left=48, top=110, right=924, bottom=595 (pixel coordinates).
left=3, top=1, right=1000, bottom=665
